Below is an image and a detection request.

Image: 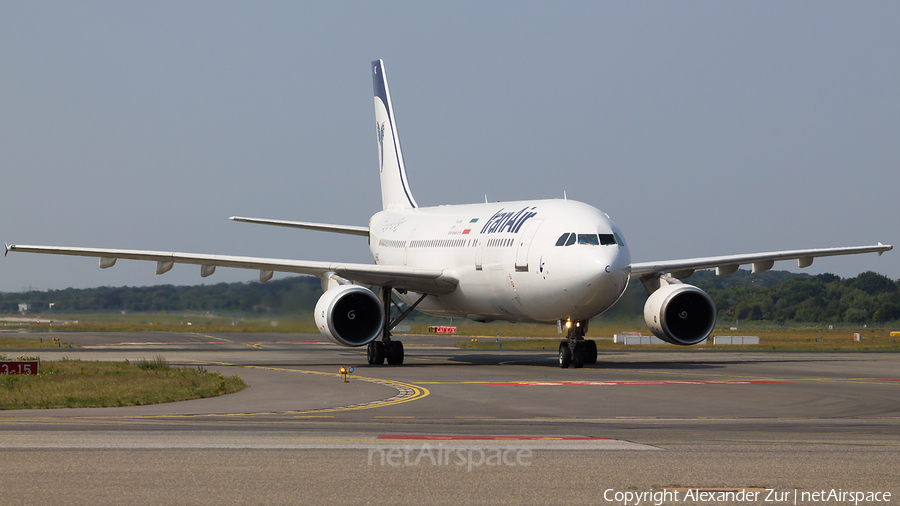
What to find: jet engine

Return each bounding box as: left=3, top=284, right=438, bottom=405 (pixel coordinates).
left=315, top=285, right=384, bottom=347
left=643, top=283, right=716, bottom=345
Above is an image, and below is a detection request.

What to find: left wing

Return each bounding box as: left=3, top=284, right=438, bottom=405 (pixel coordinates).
left=4, top=244, right=459, bottom=295
left=630, top=244, right=892, bottom=285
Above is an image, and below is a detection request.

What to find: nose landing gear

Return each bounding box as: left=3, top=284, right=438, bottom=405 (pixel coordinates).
left=558, top=319, right=597, bottom=368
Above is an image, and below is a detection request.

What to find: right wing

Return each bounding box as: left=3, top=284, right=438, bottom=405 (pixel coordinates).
left=229, top=216, right=370, bottom=237
left=630, top=243, right=892, bottom=293
left=4, top=244, right=458, bottom=295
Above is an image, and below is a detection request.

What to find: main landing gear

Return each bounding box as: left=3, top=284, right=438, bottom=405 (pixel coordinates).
left=366, top=286, right=426, bottom=366
left=558, top=319, right=597, bottom=369
left=366, top=339, right=405, bottom=365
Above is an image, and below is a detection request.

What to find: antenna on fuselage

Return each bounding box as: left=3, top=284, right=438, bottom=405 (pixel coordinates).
left=564, top=191, right=567, bottom=200
left=485, top=195, right=488, bottom=203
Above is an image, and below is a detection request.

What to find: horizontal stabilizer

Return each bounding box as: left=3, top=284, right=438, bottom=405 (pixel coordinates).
left=229, top=216, right=369, bottom=237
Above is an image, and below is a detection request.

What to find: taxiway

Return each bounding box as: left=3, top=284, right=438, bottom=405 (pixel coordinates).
left=1, top=331, right=898, bottom=505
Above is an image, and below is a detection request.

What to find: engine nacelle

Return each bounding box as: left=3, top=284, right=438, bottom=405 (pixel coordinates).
left=315, top=285, right=384, bottom=347
left=643, top=283, right=716, bottom=345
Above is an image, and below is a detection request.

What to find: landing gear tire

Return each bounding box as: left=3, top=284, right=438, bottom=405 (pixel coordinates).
left=585, top=339, right=598, bottom=364
left=367, top=341, right=385, bottom=365
left=386, top=340, right=404, bottom=365
left=558, top=343, right=572, bottom=369
left=573, top=343, right=585, bottom=369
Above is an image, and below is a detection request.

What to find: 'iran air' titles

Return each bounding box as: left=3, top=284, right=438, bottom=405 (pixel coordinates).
left=479, top=207, right=538, bottom=235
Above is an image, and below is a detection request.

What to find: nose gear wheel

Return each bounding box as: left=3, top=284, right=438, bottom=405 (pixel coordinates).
left=558, top=319, right=597, bottom=368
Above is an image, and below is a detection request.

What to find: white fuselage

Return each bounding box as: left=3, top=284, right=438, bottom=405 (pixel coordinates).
left=368, top=198, right=632, bottom=324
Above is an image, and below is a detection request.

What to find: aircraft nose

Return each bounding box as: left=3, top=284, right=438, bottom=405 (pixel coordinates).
left=581, top=247, right=618, bottom=281
left=580, top=245, right=630, bottom=290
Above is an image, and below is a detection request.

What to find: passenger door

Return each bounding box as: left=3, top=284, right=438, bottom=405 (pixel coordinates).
left=515, top=219, right=543, bottom=272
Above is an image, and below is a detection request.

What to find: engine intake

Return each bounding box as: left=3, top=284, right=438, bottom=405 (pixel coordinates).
left=644, top=283, right=716, bottom=345
left=315, top=285, right=384, bottom=347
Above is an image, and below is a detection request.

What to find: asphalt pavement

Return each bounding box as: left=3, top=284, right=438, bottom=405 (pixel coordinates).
left=1, top=331, right=898, bottom=505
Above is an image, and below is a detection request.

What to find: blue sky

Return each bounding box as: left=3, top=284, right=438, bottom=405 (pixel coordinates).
left=1, top=2, right=897, bottom=291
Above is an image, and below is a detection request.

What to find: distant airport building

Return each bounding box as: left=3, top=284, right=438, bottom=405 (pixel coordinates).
left=18, top=303, right=31, bottom=313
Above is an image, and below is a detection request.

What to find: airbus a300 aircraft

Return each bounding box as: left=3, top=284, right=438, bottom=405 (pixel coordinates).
left=6, top=60, right=892, bottom=368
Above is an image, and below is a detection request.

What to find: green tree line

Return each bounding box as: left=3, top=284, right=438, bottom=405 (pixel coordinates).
left=2, top=277, right=322, bottom=315
left=603, top=270, right=900, bottom=324
left=4, top=270, right=899, bottom=324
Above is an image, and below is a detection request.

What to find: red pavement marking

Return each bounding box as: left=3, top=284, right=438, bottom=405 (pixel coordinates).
left=83, top=341, right=335, bottom=347
left=377, top=435, right=611, bottom=441
left=117, top=342, right=219, bottom=345
left=476, top=380, right=790, bottom=386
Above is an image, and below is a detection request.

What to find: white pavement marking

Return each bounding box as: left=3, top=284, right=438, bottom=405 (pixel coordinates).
left=0, top=431, right=658, bottom=450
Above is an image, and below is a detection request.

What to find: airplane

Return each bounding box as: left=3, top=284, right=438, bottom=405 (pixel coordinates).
left=5, top=60, right=892, bottom=368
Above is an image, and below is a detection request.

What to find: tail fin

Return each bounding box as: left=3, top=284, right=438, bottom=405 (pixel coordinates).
left=373, top=59, right=417, bottom=210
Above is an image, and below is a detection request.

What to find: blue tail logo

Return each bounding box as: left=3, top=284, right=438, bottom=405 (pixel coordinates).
left=376, top=122, right=385, bottom=173
left=372, top=59, right=417, bottom=210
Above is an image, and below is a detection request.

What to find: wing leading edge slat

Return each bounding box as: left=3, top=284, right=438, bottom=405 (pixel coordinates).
left=630, top=244, right=892, bottom=279
left=5, top=244, right=458, bottom=295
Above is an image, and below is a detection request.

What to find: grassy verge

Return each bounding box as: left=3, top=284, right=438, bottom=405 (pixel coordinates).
left=0, top=313, right=319, bottom=334
left=0, top=335, right=80, bottom=349
left=455, top=327, right=900, bottom=351
left=3, top=312, right=897, bottom=352
left=0, top=356, right=246, bottom=410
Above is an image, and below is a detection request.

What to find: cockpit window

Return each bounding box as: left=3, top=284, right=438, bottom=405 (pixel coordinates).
left=577, top=234, right=599, bottom=245
left=558, top=232, right=620, bottom=246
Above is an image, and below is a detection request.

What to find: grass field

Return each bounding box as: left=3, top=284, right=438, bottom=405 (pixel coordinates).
left=2, top=312, right=897, bottom=352
left=0, top=312, right=320, bottom=333
left=0, top=335, right=80, bottom=349
left=455, top=324, right=900, bottom=351
left=0, top=356, right=246, bottom=410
